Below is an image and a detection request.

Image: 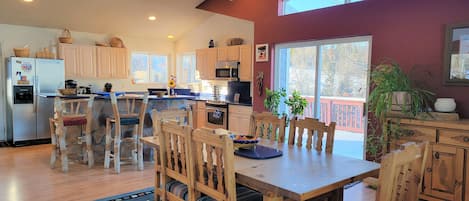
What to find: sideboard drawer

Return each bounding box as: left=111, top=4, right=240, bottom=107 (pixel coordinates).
left=398, top=125, right=437, bottom=143
left=439, top=129, right=469, bottom=147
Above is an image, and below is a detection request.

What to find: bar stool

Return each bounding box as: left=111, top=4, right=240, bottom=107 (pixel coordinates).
left=104, top=92, right=149, bottom=173
left=49, top=96, right=95, bottom=172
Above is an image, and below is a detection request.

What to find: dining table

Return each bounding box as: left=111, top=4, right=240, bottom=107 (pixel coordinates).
left=141, top=136, right=380, bottom=201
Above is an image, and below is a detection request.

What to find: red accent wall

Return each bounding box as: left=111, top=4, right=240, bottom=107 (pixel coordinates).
left=198, top=0, right=469, bottom=117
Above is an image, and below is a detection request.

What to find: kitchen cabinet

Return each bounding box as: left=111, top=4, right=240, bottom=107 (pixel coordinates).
left=193, top=101, right=206, bottom=129
left=217, top=46, right=240, bottom=61
left=110, top=48, right=129, bottom=78
left=59, top=44, right=96, bottom=78
left=229, top=105, right=252, bottom=134
left=238, top=44, right=253, bottom=81
left=96, top=47, right=112, bottom=78
left=196, top=48, right=217, bottom=80
left=388, top=119, right=469, bottom=201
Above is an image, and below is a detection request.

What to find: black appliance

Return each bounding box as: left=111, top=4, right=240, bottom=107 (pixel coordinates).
left=205, top=101, right=228, bottom=129
left=147, top=88, right=191, bottom=95
left=215, top=61, right=239, bottom=80
left=65, top=79, right=77, bottom=89
left=227, top=81, right=251, bottom=104
left=13, top=86, right=34, bottom=104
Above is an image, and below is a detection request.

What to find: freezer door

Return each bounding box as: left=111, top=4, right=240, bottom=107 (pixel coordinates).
left=36, top=96, right=53, bottom=139
left=12, top=103, right=36, bottom=142
left=36, top=59, right=65, bottom=93
left=10, top=57, right=36, bottom=86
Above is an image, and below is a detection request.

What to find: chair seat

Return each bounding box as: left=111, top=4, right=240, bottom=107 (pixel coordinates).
left=63, top=116, right=87, bottom=126
left=166, top=181, right=262, bottom=201
left=109, top=117, right=140, bottom=125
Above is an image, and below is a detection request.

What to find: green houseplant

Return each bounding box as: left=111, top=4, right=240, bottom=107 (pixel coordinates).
left=284, top=90, right=308, bottom=118
left=264, top=88, right=287, bottom=116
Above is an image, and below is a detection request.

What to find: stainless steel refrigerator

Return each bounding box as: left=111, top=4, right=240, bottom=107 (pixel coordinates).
left=6, top=57, right=64, bottom=144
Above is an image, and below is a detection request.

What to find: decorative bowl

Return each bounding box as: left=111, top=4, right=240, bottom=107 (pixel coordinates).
left=434, top=98, right=456, bottom=112
left=230, top=134, right=259, bottom=150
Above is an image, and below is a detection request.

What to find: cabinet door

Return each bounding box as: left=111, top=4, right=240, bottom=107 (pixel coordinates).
left=227, top=46, right=240, bottom=60
left=206, top=48, right=217, bottom=80
left=217, top=47, right=228, bottom=61
left=59, top=44, right=79, bottom=78
left=197, top=109, right=206, bottom=128
left=196, top=49, right=208, bottom=80
left=111, top=48, right=129, bottom=78
left=96, top=47, right=112, bottom=78
left=78, top=45, right=96, bottom=78
left=239, top=45, right=252, bottom=81
left=423, top=144, right=463, bottom=201
left=229, top=113, right=251, bottom=134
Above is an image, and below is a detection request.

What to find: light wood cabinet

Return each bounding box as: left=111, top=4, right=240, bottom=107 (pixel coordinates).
left=193, top=101, right=206, bottom=129
left=196, top=45, right=252, bottom=81
left=110, top=48, right=128, bottom=78
left=59, top=44, right=79, bottom=77
left=196, top=48, right=217, bottom=80
left=229, top=105, right=252, bottom=134
left=238, top=44, right=252, bottom=81
left=96, top=47, right=112, bottom=78
left=389, top=119, right=469, bottom=201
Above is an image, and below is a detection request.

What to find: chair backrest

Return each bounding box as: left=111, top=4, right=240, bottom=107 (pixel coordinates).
left=157, top=121, right=195, bottom=201
left=110, top=92, right=149, bottom=122
left=377, top=142, right=429, bottom=201
left=190, top=128, right=236, bottom=201
left=53, top=96, right=95, bottom=127
left=288, top=117, right=336, bottom=153
left=249, top=112, right=287, bottom=142
left=151, top=107, right=193, bottom=136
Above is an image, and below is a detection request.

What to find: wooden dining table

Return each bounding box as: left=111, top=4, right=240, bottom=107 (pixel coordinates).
left=141, top=136, right=380, bottom=201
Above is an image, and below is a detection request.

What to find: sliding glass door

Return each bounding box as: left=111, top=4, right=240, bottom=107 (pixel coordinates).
left=275, top=36, right=372, bottom=159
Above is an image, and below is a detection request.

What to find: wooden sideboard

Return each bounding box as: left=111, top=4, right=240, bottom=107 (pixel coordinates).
left=388, top=119, right=469, bottom=201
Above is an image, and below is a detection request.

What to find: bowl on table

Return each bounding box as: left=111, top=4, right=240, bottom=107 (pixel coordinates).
left=230, top=134, right=259, bottom=150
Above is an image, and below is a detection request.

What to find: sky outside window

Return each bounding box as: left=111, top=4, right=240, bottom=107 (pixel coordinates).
left=282, top=0, right=363, bottom=15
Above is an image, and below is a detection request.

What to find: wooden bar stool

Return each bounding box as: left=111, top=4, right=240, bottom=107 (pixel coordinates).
left=104, top=92, right=149, bottom=173
left=49, top=96, right=95, bottom=172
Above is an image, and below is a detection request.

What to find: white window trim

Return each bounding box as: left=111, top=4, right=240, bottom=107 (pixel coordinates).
left=131, top=51, right=171, bottom=84
left=281, top=0, right=363, bottom=16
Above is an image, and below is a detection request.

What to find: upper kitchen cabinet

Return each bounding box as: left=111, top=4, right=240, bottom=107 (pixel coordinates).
left=110, top=48, right=129, bottom=78
left=96, top=47, right=112, bottom=78
left=217, top=46, right=240, bottom=61
left=196, top=48, right=217, bottom=80
left=59, top=43, right=96, bottom=78
left=238, top=44, right=252, bottom=81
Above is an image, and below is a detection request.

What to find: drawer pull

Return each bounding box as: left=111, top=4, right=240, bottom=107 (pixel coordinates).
left=426, top=168, right=432, bottom=172
left=464, top=137, right=469, bottom=142
left=434, top=152, right=440, bottom=159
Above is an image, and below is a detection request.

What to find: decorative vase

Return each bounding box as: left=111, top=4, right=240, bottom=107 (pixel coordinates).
left=434, top=98, right=456, bottom=112
left=104, top=83, right=112, bottom=92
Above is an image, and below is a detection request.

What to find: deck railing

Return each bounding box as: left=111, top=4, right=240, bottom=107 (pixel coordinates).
left=301, top=96, right=365, bottom=133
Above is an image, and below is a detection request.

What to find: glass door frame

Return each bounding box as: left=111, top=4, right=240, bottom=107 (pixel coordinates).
left=274, top=35, right=373, bottom=159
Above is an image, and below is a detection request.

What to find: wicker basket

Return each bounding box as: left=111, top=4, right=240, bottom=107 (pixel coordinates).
left=109, top=37, right=124, bottom=48
left=13, top=48, right=30, bottom=57
left=226, top=38, right=243, bottom=46
left=59, top=29, right=73, bottom=44
left=58, top=88, right=76, bottom=95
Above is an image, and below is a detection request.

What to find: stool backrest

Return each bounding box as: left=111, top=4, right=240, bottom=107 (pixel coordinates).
left=151, top=107, right=193, bottom=136
left=110, top=92, right=149, bottom=122
left=53, top=96, right=95, bottom=127
left=158, top=121, right=195, bottom=201
left=190, top=128, right=236, bottom=201
left=288, top=117, right=336, bottom=153
left=249, top=112, right=287, bottom=142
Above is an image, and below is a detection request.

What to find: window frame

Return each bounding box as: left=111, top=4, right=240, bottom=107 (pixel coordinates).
left=279, top=0, right=364, bottom=16
left=176, top=52, right=199, bottom=84
left=130, top=51, right=171, bottom=84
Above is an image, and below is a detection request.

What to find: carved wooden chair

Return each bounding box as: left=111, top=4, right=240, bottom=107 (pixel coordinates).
left=288, top=117, right=336, bottom=153
left=49, top=95, right=95, bottom=172
left=375, top=141, right=429, bottom=201
left=190, top=128, right=262, bottom=201
left=104, top=92, right=149, bottom=173
left=155, top=121, right=195, bottom=201
left=249, top=112, right=287, bottom=142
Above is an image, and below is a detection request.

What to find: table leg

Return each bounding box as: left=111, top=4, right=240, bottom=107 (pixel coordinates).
left=263, top=192, right=284, bottom=201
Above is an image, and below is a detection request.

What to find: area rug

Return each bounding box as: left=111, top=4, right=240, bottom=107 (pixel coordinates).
left=95, top=187, right=154, bottom=201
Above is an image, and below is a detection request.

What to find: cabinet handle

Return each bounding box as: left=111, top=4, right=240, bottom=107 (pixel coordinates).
left=434, top=152, right=440, bottom=159
left=464, top=137, right=469, bottom=142
left=403, top=129, right=415, bottom=136
left=426, top=167, right=432, bottom=172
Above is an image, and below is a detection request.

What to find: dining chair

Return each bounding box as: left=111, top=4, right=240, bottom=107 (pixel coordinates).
left=151, top=106, right=193, bottom=137
left=49, top=95, right=95, bottom=172
left=288, top=117, right=336, bottom=153
left=190, top=127, right=263, bottom=201
left=104, top=92, right=149, bottom=173
left=374, top=141, right=429, bottom=201
left=249, top=112, right=287, bottom=142
left=155, top=121, right=195, bottom=201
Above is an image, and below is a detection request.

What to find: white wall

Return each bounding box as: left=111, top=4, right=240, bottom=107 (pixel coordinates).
left=175, top=14, right=254, bottom=54
left=0, top=24, right=175, bottom=92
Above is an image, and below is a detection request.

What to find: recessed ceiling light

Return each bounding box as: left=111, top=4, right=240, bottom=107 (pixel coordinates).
left=167, top=35, right=174, bottom=39
left=148, top=16, right=156, bottom=21
left=24, top=0, right=34, bottom=2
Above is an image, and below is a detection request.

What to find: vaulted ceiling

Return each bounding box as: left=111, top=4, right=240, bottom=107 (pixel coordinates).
left=0, top=0, right=214, bottom=40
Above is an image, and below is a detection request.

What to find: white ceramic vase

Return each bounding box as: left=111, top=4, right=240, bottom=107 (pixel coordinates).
left=434, top=98, right=456, bottom=112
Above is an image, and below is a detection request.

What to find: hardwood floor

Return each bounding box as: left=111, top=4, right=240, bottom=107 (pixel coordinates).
left=0, top=144, right=375, bottom=201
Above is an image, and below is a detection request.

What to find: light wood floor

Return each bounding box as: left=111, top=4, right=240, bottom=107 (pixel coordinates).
left=0, top=144, right=375, bottom=201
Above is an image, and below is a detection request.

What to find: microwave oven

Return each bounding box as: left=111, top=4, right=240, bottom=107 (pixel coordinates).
left=215, top=61, right=239, bottom=79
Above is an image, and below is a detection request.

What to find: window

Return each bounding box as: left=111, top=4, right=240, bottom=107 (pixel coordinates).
left=176, top=52, right=198, bottom=84
left=280, top=0, right=363, bottom=15
left=131, top=53, right=169, bottom=83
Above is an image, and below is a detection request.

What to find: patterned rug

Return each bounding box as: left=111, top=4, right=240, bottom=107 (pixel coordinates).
left=95, top=187, right=154, bottom=201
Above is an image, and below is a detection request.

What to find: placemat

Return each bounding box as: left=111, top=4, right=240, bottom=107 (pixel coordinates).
left=235, top=145, right=282, bottom=159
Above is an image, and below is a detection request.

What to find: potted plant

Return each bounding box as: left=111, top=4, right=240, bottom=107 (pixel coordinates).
left=263, top=88, right=287, bottom=116
left=367, top=60, right=434, bottom=160
left=284, top=90, right=308, bottom=118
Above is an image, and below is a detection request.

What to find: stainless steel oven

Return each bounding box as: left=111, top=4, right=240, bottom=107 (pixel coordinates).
left=205, top=102, right=228, bottom=129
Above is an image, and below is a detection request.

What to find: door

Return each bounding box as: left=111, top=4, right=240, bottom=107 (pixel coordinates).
left=423, top=144, right=463, bottom=201
left=111, top=48, right=128, bottom=78
left=59, top=44, right=79, bottom=77
left=97, top=47, right=112, bottom=78
left=78, top=45, right=97, bottom=78
left=239, top=45, right=252, bottom=81
left=275, top=36, right=372, bottom=159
